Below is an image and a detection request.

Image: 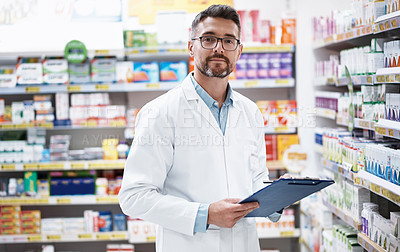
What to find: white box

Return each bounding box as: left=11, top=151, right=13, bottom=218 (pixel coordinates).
left=391, top=212, right=400, bottom=238
left=55, top=93, right=69, bottom=120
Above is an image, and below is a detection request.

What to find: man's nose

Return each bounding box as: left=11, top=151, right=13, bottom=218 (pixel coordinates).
left=213, top=39, right=224, bottom=53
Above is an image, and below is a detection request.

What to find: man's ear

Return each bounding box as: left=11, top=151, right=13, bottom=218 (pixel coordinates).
left=188, top=40, right=194, bottom=57
left=236, top=43, right=243, bottom=61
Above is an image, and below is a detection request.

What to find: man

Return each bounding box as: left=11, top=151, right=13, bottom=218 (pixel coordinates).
left=119, top=4, right=282, bottom=252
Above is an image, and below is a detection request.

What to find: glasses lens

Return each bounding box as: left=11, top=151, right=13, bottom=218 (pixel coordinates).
left=222, top=38, right=237, bottom=50
left=201, top=37, right=217, bottom=49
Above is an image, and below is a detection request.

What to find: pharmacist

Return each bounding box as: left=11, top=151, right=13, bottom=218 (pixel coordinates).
left=119, top=4, right=286, bottom=252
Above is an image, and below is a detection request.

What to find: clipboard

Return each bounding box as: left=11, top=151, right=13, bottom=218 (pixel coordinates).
left=240, top=178, right=334, bottom=217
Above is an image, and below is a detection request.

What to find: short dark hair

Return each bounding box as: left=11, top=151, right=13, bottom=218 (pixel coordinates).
left=191, top=4, right=241, bottom=38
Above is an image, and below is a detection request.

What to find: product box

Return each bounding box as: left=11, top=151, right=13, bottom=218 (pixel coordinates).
left=127, top=218, right=157, bottom=243
left=265, top=135, right=277, bottom=161
left=279, top=53, right=293, bottom=78
left=388, top=234, right=399, bottom=252
left=390, top=212, right=400, bottom=238
left=116, top=61, right=134, bottom=83
left=160, top=61, right=187, bottom=82
left=268, top=53, right=281, bottom=78
left=99, top=211, right=112, bottom=232
left=91, top=57, right=116, bottom=83
left=257, top=54, right=269, bottom=79
left=20, top=210, right=41, bottom=221
left=16, top=57, right=43, bottom=85
left=69, top=60, right=91, bottom=84
left=0, top=66, right=17, bottom=88
left=113, top=214, right=127, bottom=231
left=256, top=100, right=277, bottom=127
left=246, top=54, right=258, bottom=79
left=55, top=93, right=69, bottom=121
left=133, top=62, right=159, bottom=83
left=276, top=100, right=297, bottom=128
left=124, top=30, right=146, bottom=48
left=1, top=206, right=21, bottom=213
left=42, top=57, right=69, bottom=84
left=24, top=171, right=37, bottom=195
left=235, top=54, right=248, bottom=79
left=281, top=18, right=296, bottom=44
left=12, top=101, right=35, bottom=124
left=277, top=135, right=299, bottom=160
left=50, top=177, right=95, bottom=195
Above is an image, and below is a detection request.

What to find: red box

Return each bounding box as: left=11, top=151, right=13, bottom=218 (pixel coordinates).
left=265, top=135, right=277, bottom=161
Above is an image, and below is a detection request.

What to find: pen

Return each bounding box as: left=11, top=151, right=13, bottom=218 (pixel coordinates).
left=263, top=181, right=274, bottom=184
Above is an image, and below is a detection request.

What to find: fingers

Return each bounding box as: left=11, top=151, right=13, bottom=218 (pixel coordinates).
left=233, top=201, right=259, bottom=212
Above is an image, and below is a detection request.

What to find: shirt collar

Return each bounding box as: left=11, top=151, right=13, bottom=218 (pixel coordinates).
left=190, top=73, right=233, bottom=108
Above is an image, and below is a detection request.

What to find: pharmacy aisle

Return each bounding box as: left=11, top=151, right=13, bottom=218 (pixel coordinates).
left=0, top=1, right=302, bottom=252
left=299, top=0, right=400, bottom=252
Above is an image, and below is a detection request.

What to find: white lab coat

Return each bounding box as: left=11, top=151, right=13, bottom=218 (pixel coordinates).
left=119, top=74, right=280, bottom=252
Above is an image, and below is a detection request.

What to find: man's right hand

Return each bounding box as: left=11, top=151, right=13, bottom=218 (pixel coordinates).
left=207, top=198, right=259, bottom=228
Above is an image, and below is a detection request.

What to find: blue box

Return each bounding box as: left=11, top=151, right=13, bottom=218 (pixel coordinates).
left=50, top=177, right=95, bottom=195
left=160, top=61, right=187, bottom=82
left=113, top=214, right=127, bottom=231
left=99, top=211, right=112, bottom=232
left=133, top=62, right=159, bottom=83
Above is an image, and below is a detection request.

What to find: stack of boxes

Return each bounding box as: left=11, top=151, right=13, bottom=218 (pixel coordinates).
left=0, top=206, right=41, bottom=235
left=49, top=135, right=70, bottom=162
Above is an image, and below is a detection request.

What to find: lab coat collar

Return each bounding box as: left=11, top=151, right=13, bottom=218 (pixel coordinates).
left=181, top=73, right=242, bottom=136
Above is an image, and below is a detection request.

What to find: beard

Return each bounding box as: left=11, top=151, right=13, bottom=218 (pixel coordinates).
left=197, top=54, right=233, bottom=78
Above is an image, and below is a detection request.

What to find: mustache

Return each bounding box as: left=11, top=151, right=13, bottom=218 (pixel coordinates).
left=206, top=54, right=230, bottom=63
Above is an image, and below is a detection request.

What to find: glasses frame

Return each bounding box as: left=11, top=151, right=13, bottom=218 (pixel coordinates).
left=191, top=36, right=241, bottom=51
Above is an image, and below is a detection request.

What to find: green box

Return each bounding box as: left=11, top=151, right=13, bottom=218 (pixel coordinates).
left=24, top=171, right=37, bottom=195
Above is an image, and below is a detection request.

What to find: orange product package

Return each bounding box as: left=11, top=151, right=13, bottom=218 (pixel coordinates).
left=281, top=18, right=296, bottom=44
left=276, top=100, right=297, bottom=128
left=256, top=100, right=277, bottom=127
left=277, top=134, right=299, bottom=160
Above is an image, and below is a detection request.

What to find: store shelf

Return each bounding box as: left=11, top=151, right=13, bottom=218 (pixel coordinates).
left=322, top=159, right=356, bottom=181
left=0, top=160, right=125, bottom=172
left=375, top=67, right=400, bottom=84
left=242, top=44, right=295, bottom=53
left=316, top=108, right=336, bottom=120
left=257, top=229, right=300, bottom=239
left=230, top=78, right=295, bottom=89
left=265, top=126, right=297, bottom=134
left=336, top=115, right=348, bottom=127
left=373, top=10, right=400, bottom=34
left=0, top=195, right=119, bottom=206
left=355, top=170, right=400, bottom=207
left=322, top=199, right=361, bottom=230
left=354, top=118, right=375, bottom=130
left=0, top=78, right=294, bottom=96
left=0, top=231, right=129, bottom=244
left=0, top=123, right=127, bottom=131
left=374, top=119, right=400, bottom=140
left=358, top=233, right=386, bottom=252
left=336, top=74, right=374, bottom=87
left=313, top=76, right=336, bottom=86
left=313, top=24, right=374, bottom=50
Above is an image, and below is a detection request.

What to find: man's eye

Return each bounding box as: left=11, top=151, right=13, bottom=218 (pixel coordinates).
left=204, top=37, right=214, bottom=42
left=224, top=39, right=233, bottom=44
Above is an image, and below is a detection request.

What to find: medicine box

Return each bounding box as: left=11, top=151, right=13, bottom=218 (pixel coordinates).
left=116, top=61, right=134, bottom=83
left=69, top=60, right=91, bottom=84
left=160, top=61, right=187, bottom=82
left=133, top=62, right=159, bottom=83
left=91, top=57, right=116, bottom=83
left=16, top=57, right=43, bottom=85
left=42, top=58, right=69, bottom=84
left=0, top=66, right=16, bottom=88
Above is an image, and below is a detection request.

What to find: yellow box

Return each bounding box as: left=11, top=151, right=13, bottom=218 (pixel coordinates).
left=277, top=135, right=299, bottom=160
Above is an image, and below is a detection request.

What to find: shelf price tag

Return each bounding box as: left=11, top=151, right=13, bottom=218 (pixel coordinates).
left=359, top=120, right=370, bottom=128
left=146, top=236, right=157, bottom=242
left=280, top=230, right=295, bottom=237
left=275, top=79, right=290, bottom=85
left=244, top=80, right=258, bottom=87
left=366, top=76, right=373, bottom=84
left=354, top=177, right=360, bottom=185
left=78, top=233, right=93, bottom=239
left=370, top=183, right=381, bottom=194
left=111, top=233, right=127, bottom=239
left=2, top=164, right=16, bottom=171
left=388, top=129, right=394, bottom=137
left=376, top=75, right=385, bottom=82
left=28, top=234, right=42, bottom=242
left=385, top=21, right=390, bottom=30
left=356, top=29, right=361, bottom=36
left=375, top=126, right=386, bottom=135
left=95, top=84, right=109, bottom=91
left=391, top=18, right=398, bottom=28
left=146, top=83, right=160, bottom=89
left=57, top=198, right=71, bottom=204
left=24, top=163, right=38, bottom=170
left=96, top=233, right=111, bottom=240
left=67, top=85, right=82, bottom=92
left=25, top=87, right=40, bottom=93
left=395, top=74, right=400, bottom=82
left=46, top=235, right=61, bottom=241
left=379, top=23, right=385, bottom=31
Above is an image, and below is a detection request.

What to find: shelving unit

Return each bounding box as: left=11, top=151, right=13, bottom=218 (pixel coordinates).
left=358, top=233, right=386, bottom=252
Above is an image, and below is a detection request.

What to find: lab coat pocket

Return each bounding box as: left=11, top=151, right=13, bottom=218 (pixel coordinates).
left=244, top=144, right=258, bottom=171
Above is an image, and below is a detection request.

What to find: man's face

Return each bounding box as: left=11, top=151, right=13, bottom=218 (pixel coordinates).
left=189, top=17, right=243, bottom=78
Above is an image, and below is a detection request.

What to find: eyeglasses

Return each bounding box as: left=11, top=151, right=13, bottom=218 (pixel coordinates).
left=191, top=36, right=240, bottom=51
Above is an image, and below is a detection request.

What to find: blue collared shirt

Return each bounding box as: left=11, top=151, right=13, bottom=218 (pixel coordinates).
left=190, top=74, right=233, bottom=233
